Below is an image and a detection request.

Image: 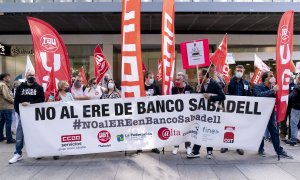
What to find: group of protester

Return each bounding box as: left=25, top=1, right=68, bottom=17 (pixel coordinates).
left=0, top=63, right=299, bottom=164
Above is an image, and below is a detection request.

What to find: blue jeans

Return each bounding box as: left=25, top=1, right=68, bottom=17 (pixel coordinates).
left=15, top=120, right=24, bottom=155
left=259, top=112, right=284, bottom=155
left=264, top=128, right=271, bottom=139
left=290, top=108, right=300, bottom=143
left=0, top=109, right=14, bottom=141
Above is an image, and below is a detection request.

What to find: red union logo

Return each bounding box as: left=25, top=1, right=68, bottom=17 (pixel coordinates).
left=40, top=34, right=59, bottom=52
left=61, top=134, right=81, bottom=142
left=280, top=25, right=290, bottom=45
left=98, top=130, right=111, bottom=143
left=158, top=127, right=171, bottom=140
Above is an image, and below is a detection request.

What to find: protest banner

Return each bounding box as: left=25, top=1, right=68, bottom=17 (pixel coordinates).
left=20, top=94, right=275, bottom=157
left=180, top=39, right=210, bottom=69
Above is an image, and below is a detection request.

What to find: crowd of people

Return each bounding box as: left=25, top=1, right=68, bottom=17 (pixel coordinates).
left=0, top=64, right=299, bottom=164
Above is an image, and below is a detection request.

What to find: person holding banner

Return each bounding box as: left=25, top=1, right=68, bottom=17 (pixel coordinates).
left=187, top=68, right=226, bottom=159
left=84, top=77, right=106, bottom=100
left=101, top=79, right=121, bottom=99
left=101, top=74, right=110, bottom=88
left=57, top=80, right=74, bottom=102
left=254, top=71, right=293, bottom=159
left=220, top=65, right=251, bottom=156
left=286, top=74, right=300, bottom=146
left=9, top=70, right=45, bottom=164
left=136, top=71, right=161, bottom=154
left=172, top=72, right=194, bottom=155
left=71, top=75, right=89, bottom=100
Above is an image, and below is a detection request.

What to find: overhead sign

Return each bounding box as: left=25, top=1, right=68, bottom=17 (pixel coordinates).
left=0, top=43, right=10, bottom=56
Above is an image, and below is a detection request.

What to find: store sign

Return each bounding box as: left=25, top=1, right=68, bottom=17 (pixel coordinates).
left=0, top=43, right=10, bottom=56
left=10, top=46, right=33, bottom=56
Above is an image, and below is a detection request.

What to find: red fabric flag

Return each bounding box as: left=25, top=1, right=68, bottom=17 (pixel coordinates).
left=276, top=10, right=294, bottom=122
left=211, top=35, right=230, bottom=84
left=121, top=0, right=145, bottom=98
left=94, top=44, right=110, bottom=84
left=27, top=17, right=71, bottom=91
left=156, top=58, right=162, bottom=81
left=290, top=60, right=296, bottom=73
left=162, top=0, right=175, bottom=95
left=251, top=54, right=270, bottom=85
left=80, top=66, right=87, bottom=85
left=142, top=61, right=147, bottom=73
left=250, top=69, right=263, bottom=85
left=45, top=67, right=57, bottom=100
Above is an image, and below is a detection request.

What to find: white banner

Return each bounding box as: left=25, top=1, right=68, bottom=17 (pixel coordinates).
left=20, top=94, right=275, bottom=157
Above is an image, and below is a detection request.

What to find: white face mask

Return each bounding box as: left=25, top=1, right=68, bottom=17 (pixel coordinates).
left=235, top=72, right=243, bottom=79
left=108, top=83, right=115, bottom=90
left=93, top=84, right=97, bottom=89
left=269, top=77, right=276, bottom=84
left=149, top=78, right=154, bottom=85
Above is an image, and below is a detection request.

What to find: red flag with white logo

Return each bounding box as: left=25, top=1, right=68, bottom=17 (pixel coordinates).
left=276, top=10, right=294, bottom=122
left=80, top=66, right=87, bottom=85
left=27, top=17, right=71, bottom=91
left=121, top=0, right=145, bottom=98
left=94, top=44, right=110, bottom=84
left=250, top=54, right=270, bottom=85
left=211, top=35, right=230, bottom=84
left=45, top=67, right=57, bottom=101
left=162, top=0, right=175, bottom=95
left=156, top=58, right=162, bottom=81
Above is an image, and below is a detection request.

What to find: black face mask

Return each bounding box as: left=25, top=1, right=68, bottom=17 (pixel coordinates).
left=65, top=87, right=70, bottom=92
left=27, top=77, right=35, bottom=84
left=104, top=77, right=108, bottom=82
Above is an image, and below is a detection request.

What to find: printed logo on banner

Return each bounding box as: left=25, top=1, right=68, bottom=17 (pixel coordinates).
left=280, top=25, right=290, bottom=44
left=59, top=134, right=86, bottom=151
left=223, top=126, right=235, bottom=143
left=40, top=34, right=59, bottom=52
left=183, top=123, right=200, bottom=139
left=116, top=132, right=153, bottom=142
left=158, top=127, right=180, bottom=140
left=98, top=130, right=111, bottom=143
left=61, top=134, right=81, bottom=143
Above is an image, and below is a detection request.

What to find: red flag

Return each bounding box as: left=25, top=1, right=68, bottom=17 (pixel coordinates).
left=250, top=69, right=263, bottom=85
left=251, top=54, right=270, bottom=85
left=80, top=66, right=87, bottom=85
left=27, top=17, right=71, bottom=91
left=211, top=35, right=230, bottom=84
left=142, top=61, right=147, bottom=73
left=156, top=58, right=162, bottom=81
left=121, top=0, right=145, bottom=98
left=276, top=10, right=294, bottom=122
left=290, top=60, right=296, bottom=73
left=162, top=0, right=175, bottom=95
left=45, top=67, right=57, bottom=100
left=94, top=44, right=110, bottom=84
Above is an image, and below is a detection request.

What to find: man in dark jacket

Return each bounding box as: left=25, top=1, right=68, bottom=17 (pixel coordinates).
left=254, top=71, right=292, bottom=159
left=187, top=68, right=226, bottom=159
left=9, top=70, right=45, bottom=164
left=286, top=74, right=300, bottom=146
left=221, top=65, right=251, bottom=155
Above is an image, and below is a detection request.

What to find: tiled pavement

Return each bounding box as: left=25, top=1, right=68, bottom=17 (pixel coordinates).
left=0, top=141, right=300, bottom=180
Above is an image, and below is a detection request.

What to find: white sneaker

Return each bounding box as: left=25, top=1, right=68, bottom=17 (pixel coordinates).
left=172, top=147, right=179, bottom=155
left=206, top=151, right=214, bottom=159
left=9, top=154, right=23, bottom=164
left=186, top=147, right=192, bottom=155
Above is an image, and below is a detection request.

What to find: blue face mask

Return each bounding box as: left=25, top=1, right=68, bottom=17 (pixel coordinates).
left=235, top=72, right=243, bottom=78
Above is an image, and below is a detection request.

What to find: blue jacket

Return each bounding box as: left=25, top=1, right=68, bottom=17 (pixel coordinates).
left=228, top=77, right=252, bottom=96
left=253, top=83, right=275, bottom=98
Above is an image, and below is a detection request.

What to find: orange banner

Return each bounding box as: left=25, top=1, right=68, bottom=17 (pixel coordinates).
left=211, top=35, right=230, bottom=84
left=121, top=0, right=145, bottom=98
left=276, top=10, right=294, bottom=122
left=161, top=0, right=175, bottom=95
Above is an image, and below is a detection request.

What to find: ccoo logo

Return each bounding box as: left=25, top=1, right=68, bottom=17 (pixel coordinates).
left=280, top=25, right=290, bottom=45
left=40, top=34, right=59, bottom=52
left=158, top=127, right=171, bottom=140
left=98, top=130, right=111, bottom=143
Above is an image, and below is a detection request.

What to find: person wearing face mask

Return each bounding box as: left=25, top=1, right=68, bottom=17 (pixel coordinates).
left=171, top=72, right=194, bottom=155
left=9, top=70, right=45, bottom=164
left=220, top=65, right=251, bottom=156
left=101, top=79, right=121, bottom=99
left=71, top=75, right=89, bottom=100
left=254, top=71, right=293, bottom=159
left=188, top=68, right=225, bottom=159
left=101, top=74, right=110, bottom=88
left=135, top=71, right=161, bottom=155
left=84, top=77, right=106, bottom=100
left=286, top=74, right=300, bottom=146
left=0, top=73, right=15, bottom=144
left=57, top=80, right=74, bottom=102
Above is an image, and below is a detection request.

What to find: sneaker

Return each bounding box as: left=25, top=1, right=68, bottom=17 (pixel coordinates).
left=206, top=151, right=214, bottom=159
left=7, top=139, right=16, bottom=144
left=136, top=150, right=143, bottom=154
left=286, top=140, right=298, bottom=147
left=187, top=153, right=200, bottom=159
left=172, top=148, right=179, bottom=155
left=220, top=148, right=228, bottom=153
left=265, top=138, right=271, bottom=142
left=9, top=154, right=23, bottom=164
left=53, top=156, right=59, bottom=160
left=186, top=147, right=192, bottom=155
left=258, top=151, right=266, bottom=157
left=151, top=148, right=160, bottom=154
left=279, top=151, right=293, bottom=159
left=236, top=149, right=244, bottom=155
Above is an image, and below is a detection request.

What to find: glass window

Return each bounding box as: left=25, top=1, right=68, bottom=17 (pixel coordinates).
left=15, top=0, right=33, bottom=2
